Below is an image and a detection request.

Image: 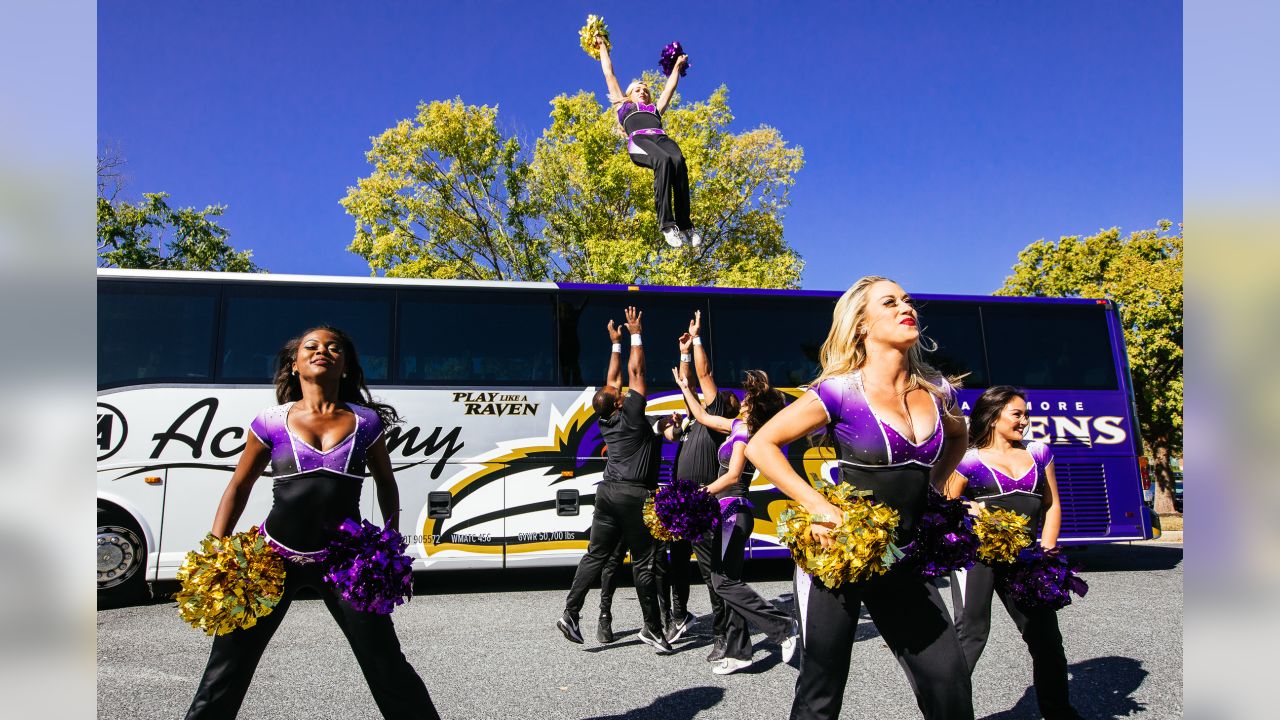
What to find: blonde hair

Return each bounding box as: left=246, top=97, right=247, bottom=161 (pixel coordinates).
left=815, top=275, right=960, bottom=408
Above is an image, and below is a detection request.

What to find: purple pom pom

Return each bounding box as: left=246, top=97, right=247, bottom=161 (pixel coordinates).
left=653, top=477, right=720, bottom=540
left=1000, top=545, right=1089, bottom=611
left=897, top=492, right=979, bottom=579
left=323, top=518, right=414, bottom=615
left=658, top=41, right=690, bottom=77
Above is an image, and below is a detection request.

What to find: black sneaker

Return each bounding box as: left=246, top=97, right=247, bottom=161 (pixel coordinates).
left=557, top=611, right=583, bottom=644
left=638, top=625, right=674, bottom=654
left=706, top=635, right=727, bottom=662
left=666, top=611, right=695, bottom=643
left=597, top=614, right=615, bottom=644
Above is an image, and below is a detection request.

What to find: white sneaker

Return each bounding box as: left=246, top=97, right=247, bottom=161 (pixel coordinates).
left=687, top=227, right=703, bottom=247
left=780, top=619, right=800, bottom=663
left=712, top=656, right=755, bottom=675
left=662, top=227, right=685, bottom=248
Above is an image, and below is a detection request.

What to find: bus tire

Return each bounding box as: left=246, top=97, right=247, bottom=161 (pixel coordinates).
left=97, top=505, right=149, bottom=606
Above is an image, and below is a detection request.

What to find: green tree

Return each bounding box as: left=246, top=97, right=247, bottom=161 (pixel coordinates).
left=997, top=221, right=1183, bottom=514
left=341, top=74, right=804, bottom=287
left=97, top=192, right=262, bottom=272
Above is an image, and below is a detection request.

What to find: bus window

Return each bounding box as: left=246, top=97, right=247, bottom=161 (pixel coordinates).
left=981, top=303, right=1118, bottom=390
left=917, top=300, right=988, bottom=387
left=558, top=292, right=710, bottom=390
left=98, top=281, right=218, bottom=387
left=397, top=290, right=556, bottom=385
left=218, top=285, right=393, bottom=382
left=708, top=295, right=835, bottom=388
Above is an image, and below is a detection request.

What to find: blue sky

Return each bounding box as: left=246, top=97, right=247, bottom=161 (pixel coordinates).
left=98, top=1, right=1181, bottom=294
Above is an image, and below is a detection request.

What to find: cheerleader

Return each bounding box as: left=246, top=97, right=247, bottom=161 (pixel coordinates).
left=185, top=326, right=438, bottom=720
left=745, top=276, right=974, bottom=720
left=946, top=386, right=1083, bottom=720
left=592, top=34, right=701, bottom=248
left=674, top=368, right=800, bottom=675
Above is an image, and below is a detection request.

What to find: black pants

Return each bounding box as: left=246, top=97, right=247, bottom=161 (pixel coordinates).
left=629, top=134, right=692, bottom=231
left=790, top=566, right=973, bottom=720
left=185, top=561, right=438, bottom=720
left=601, top=538, right=691, bottom=620
left=564, top=482, right=663, bottom=633
left=712, top=507, right=794, bottom=660
left=692, top=527, right=729, bottom=637
left=950, top=561, right=1080, bottom=720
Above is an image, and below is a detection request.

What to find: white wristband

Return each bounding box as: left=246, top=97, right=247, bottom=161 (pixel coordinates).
left=692, top=336, right=702, bottom=346
left=630, top=334, right=642, bottom=346
left=611, top=343, right=622, bottom=353
left=680, top=353, right=692, bottom=363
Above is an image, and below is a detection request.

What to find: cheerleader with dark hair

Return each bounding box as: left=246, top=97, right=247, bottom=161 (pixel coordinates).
left=946, top=386, right=1083, bottom=720
left=184, top=326, right=439, bottom=719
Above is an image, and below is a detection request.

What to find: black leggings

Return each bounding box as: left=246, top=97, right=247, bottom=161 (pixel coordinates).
left=185, top=561, right=438, bottom=720
left=950, top=561, right=1080, bottom=720
left=564, top=482, right=663, bottom=633
left=712, top=508, right=794, bottom=660
left=629, top=134, right=692, bottom=232
left=791, top=566, right=973, bottom=720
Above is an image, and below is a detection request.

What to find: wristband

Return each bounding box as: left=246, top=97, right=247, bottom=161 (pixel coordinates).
left=692, top=336, right=702, bottom=346
left=630, top=334, right=642, bottom=346
left=680, top=353, right=692, bottom=363
left=611, top=343, right=622, bottom=353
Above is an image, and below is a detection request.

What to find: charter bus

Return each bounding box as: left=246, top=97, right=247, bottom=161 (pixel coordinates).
left=97, top=269, right=1156, bottom=601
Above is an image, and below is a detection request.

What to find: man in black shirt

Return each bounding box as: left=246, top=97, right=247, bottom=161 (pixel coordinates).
left=558, top=306, right=672, bottom=653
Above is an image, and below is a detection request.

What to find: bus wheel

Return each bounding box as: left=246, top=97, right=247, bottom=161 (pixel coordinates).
left=97, top=507, right=149, bottom=606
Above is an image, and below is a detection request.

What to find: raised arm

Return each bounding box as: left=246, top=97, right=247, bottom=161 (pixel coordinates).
left=688, top=310, right=718, bottom=404
left=366, top=436, right=402, bottom=526
left=671, top=367, right=734, bottom=433
left=624, top=306, right=646, bottom=395
left=210, top=432, right=272, bottom=536
left=745, top=393, right=844, bottom=546
left=606, top=319, right=624, bottom=390
left=597, top=37, right=624, bottom=102
left=655, top=54, right=687, bottom=113
left=1040, top=459, right=1063, bottom=549
left=704, top=442, right=747, bottom=496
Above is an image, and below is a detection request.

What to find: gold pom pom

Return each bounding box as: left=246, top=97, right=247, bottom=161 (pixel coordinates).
left=174, top=526, right=286, bottom=636
left=776, top=480, right=902, bottom=588
left=973, top=507, right=1033, bottom=563
left=579, top=15, right=611, bottom=59
left=643, top=494, right=679, bottom=542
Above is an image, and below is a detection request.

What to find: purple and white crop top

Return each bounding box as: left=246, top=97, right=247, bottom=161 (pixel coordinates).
left=808, top=371, right=956, bottom=469
left=954, top=442, right=1054, bottom=500
left=250, top=402, right=385, bottom=480
left=250, top=402, right=385, bottom=553
left=617, top=101, right=663, bottom=134
left=714, top=419, right=753, bottom=498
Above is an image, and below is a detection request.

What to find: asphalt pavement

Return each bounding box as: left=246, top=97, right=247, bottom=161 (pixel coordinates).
left=97, top=542, right=1182, bottom=719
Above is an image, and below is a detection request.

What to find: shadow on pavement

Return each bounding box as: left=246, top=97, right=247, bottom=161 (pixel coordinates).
left=583, top=686, right=726, bottom=720
left=1069, top=544, right=1182, bottom=573
left=981, top=655, right=1148, bottom=720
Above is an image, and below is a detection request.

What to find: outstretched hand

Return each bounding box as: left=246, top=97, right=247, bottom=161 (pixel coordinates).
left=678, top=332, right=693, bottom=353
left=675, top=54, right=688, bottom=70
left=688, top=309, right=702, bottom=337
left=671, top=367, right=689, bottom=389
left=607, top=319, right=623, bottom=344
left=624, top=306, right=643, bottom=335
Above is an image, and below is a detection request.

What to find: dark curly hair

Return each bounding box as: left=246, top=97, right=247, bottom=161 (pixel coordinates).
left=272, top=325, right=401, bottom=428
left=741, top=370, right=787, bottom=434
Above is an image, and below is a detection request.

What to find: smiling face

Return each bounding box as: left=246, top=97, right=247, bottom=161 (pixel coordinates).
left=993, top=396, right=1031, bottom=444
left=292, top=329, right=346, bottom=382
left=861, top=280, right=921, bottom=350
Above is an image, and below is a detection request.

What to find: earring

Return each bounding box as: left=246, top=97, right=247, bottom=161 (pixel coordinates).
left=291, top=369, right=298, bottom=376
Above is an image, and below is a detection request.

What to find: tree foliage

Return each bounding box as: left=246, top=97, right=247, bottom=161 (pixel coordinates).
left=997, top=221, right=1183, bottom=512
left=97, top=192, right=261, bottom=273
left=341, top=75, right=804, bottom=287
